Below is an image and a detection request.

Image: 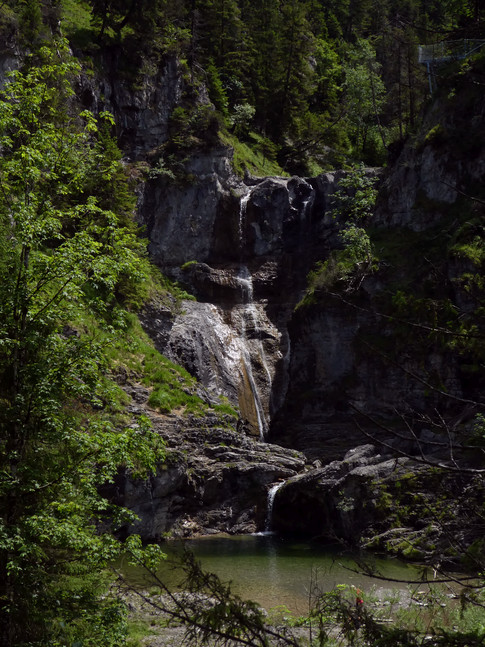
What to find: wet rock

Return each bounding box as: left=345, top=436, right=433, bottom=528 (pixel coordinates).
left=271, top=445, right=412, bottom=543
left=115, top=386, right=306, bottom=540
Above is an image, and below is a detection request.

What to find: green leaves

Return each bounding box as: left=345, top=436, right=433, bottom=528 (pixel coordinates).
left=302, top=167, right=378, bottom=299
left=0, top=39, right=163, bottom=646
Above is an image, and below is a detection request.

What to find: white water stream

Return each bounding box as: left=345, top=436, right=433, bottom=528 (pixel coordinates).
left=238, top=191, right=251, bottom=249
left=235, top=266, right=268, bottom=440
left=264, top=481, right=286, bottom=533
left=234, top=189, right=273, bottom=440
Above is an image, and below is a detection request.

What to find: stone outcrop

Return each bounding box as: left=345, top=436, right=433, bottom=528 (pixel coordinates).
left=113, top=384, right=305, bottom=539
left=270, top=441, right=483, bottom=561
left=84, top=50, right=484, bottom=550
left=271, top=444, right=410, bottom=541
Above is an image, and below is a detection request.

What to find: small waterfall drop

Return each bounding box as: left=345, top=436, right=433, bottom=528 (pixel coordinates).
left=238, top=190, right=251, bottom=254
left=301, top=195, right=313, bottom=220
left=264, top=481, right=285, bottom=533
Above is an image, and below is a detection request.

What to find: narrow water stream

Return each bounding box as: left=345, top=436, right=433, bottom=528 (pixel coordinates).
left=119, top=534, right=426, bottom=615
left=264, top=481, right=285, bottom=532
left=234, top=262, right=271, bottom=440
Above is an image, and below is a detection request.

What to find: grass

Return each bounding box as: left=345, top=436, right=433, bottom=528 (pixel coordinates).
left=126, top=618, right=161, bottom=647
left=220, top=130, right=287, bottom=178
left=71, top=267, right=237, bottom=421
left=213, top=397, right=239, bottom=418
left=106, top=313, right=208, bottom=416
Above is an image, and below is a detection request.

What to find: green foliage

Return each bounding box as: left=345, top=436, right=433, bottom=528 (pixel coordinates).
left=206, top=59, right=229, bottom=116
left=306, top=225, right=374, bottom=294
left=60, top=0, right=97, bottom=47
left=229, top=102, right=256, bottom=138
left=52, top=0, right=459, bottom=168
left=0, top=40, right=165, bottom=646
left=301, top=167, right=378, bottom=301
left=163, top=102, right=223, bottom=174
left=331, top=165, right=379, bottom=223
left=87, top=0, right=165, bottom=39
left=284, top=582, right=485, bottom=647
left=342, top=39, right=388, bottom=164
left=18, top=0, right=43, bottom=46
left=220, top=130, right=286, bottom=178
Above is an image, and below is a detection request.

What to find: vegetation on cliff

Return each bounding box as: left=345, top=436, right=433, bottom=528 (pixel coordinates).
left=4, top=0, right=485, bottom=175
left=0, top=0, right=485, bottom=646
left=0, top=37, right=217, bottom=646
left=0, top=40, right=167, bottom=646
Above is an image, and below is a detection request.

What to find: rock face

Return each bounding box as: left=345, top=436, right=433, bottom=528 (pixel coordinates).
left=139, top=169, right=349, bottom=439
left=76, top=51, right=185, bottom=160
left=271, top=444, right=409, bottom=541
left=88, top=52, right=484, bottom=548
left=113, top=385, right=305, bottom=539
left=375, top=72, right=485, bottom=232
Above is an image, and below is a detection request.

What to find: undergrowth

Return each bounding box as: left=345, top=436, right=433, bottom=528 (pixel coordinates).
left=220, top=130, right=287, bottom=178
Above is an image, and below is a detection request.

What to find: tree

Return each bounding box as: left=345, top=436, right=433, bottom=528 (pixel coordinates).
left=0, top=41, right=164, bottom=646
left=18, top=0, right=43, bottom=45
left=88, top=0, right=165, bottom=39
left=303, top=167, right=378, bottom=298
left=342, top=38, right=388, bottom=163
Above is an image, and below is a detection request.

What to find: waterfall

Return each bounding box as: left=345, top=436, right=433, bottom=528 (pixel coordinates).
left=235, top=265, right=270, bottom=441
left=236, top=188, right=269, bottom=440
left=264, top=481, right=285, bottom=533
left=238, top=190, right=251, bottom=254
left=301, top=195, right=313, bottom=222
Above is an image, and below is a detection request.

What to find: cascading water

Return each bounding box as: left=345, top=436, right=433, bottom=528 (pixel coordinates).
left=264, top=481, right=285, bottom=533
left=233, top=189, right=273, bottom=441
left=236, top=265, right=268, bottom=440
left=238, top=191, right=251, bottom=251
left=301, top=195, right=313, bottom=221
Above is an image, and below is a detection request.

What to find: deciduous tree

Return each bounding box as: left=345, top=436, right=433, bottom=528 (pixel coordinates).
left=0, top=40, right=163, bottom=647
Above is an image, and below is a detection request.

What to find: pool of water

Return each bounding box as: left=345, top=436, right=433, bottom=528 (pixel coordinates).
left=120, top=534, right=425, bottom=614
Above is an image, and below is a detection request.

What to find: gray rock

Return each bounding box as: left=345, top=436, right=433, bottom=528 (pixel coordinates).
left=115, top=387, right=306, bottom=539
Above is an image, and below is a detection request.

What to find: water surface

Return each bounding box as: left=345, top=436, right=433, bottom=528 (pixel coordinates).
left=120, top=534, right=425, bottom=614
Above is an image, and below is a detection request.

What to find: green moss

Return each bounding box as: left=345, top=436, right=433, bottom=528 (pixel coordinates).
left=158, top=272, right=196, bottom=304
left=423, top=123, right=447, bottom=146
left=181, top=260, right=198, bottom=271
left=401, top=544, right=425, bottom=559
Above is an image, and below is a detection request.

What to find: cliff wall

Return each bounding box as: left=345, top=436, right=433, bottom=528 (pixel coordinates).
left=4, top=43, right=482, bottom=547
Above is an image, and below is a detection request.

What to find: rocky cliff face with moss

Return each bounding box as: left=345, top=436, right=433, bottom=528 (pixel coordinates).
left=4, top=37, right=481, bottom=554
left=84, top=47, right=485, bottom=555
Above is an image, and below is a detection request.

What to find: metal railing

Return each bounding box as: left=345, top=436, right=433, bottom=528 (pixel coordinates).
left=418, top=39, right=485, bottom=64
left=418, top=39, right=485, bottom=93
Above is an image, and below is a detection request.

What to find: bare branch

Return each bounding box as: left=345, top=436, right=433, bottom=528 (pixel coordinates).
left=114, top=551, right=301, bottom=647
left=326, top=290, right=484, bottom=341
left=350, top=404, right=485, bottom=474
